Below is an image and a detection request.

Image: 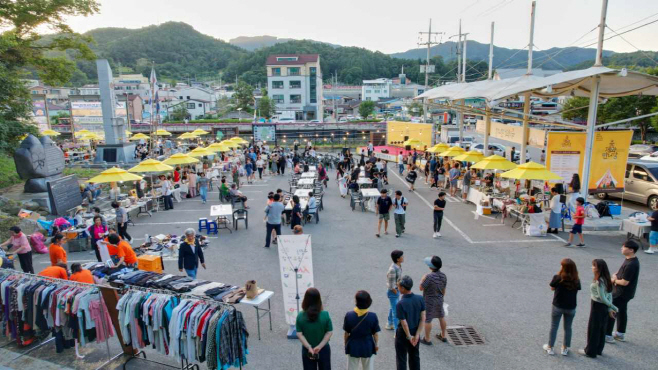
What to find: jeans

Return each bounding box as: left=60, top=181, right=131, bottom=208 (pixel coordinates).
left=395, top=328, right=420, bottom=370
left=258, top=168, right=263, bottom=179
left=185, top=268, right=197, bottom=279
left=607, top=295, right=631, bottom=335
left=163, top=195, right=174, bottom=210
left=398, top=164, right=404, bottom=175
left=199, top=186, right=208, bottom=203
left=387, top=290, right=400, bottom=328
left=394, top=213, right=405, bottom=235
left=548, top=305, right=576, bottom=348
left=117, top=222, right=131, bottom=241
left=433, top=212, right=443, bottom=232
left=302, top=344, right=331, bottom=370
left=265, top=222, right=282, bottom=248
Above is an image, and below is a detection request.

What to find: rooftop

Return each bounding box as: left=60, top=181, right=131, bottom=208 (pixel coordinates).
left=266, top=54, right=319, bottom=66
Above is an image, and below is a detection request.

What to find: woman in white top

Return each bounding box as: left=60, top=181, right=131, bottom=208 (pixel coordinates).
left=256, top=156, right=265, bottom=180
left=547, top=187, right=563, bottom=234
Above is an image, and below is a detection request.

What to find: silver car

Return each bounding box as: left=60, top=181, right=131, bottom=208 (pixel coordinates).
left=598, top=160, right=658, bottom=209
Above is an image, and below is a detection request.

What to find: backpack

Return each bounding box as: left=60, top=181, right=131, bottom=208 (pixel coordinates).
left=595, top=201, right=612, bottom=218
left=395, top=197, right=407, bottom=211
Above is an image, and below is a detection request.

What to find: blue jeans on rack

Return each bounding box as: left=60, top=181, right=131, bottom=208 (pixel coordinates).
left=387, top=290, right=400, bottom=328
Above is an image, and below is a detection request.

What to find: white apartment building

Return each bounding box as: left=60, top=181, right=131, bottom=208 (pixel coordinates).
left=266, top=54, right=323, bottom=121
left=362, top=78, right=392, bottom=101
left=112, top=74, right=151, bottom=99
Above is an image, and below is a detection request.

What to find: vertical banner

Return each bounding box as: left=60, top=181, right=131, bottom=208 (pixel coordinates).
left=546, top=132, right=586, bottom=184
left=588, top=131, right=633, bottom=193
left=278, top=235, right=313, bottom=326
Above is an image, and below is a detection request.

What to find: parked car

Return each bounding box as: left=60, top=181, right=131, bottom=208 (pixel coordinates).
left=447, top=136, right=475, bottom=149
left=597, top=160, right=658, bottom=208
left=472, top=143, right=506, bottom=156
left=629, top=144, right=658, bottom=158
left=640, top=151, right=658, bottom=161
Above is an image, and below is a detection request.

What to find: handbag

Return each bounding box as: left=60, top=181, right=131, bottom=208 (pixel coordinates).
left=245, top=280, right=259, bottom=299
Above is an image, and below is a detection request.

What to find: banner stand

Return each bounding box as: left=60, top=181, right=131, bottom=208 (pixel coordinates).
left=278, top=235, right=313, bottom=340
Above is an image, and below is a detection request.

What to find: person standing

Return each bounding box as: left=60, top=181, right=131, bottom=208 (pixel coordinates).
left=433, top=192, right=446, bottom=238
left=646, top=203, right=658, bottom=254
left=606, top=240, right=640, bottom=343
left=375, top=189, right=393, bottom=238
left=0, top=226, right=34, bottom=273
left=197, top=172, right=210, bottom=204
left=419, top=256, right=447, bottom=345
left=547, top=187, right=563, bottom=234
left=178, top=228, right=206, bottom=278
left=405, top=166, right=418, bottom=191
left=393, top=191, right=408, bottom=238
left=448, top=164, right=460, bottom=197
left=543, top=258, right=581, bottom=356
left=256, top=155, right=265, bottom=180
left=579, top=259, right=617, bottom=358
left=291, top=195, right=303, bottom=230
left=160, top=175, right=174, bottom=210
left=461, top=168, right=473, bottom=201
left=112, top=201, right=132, bottom=242
left=510, top=146, right=516, bottom=162
left=344, top=290, right=380, bottom=370
left=87, top=216, right=107, bottom=262
left=296, top=288, right=333, bottom=370
left=564, top=197, right=585, bottom=247
left=398, top=153, right=404, bottom=175
left=48, top=234, right=68, bottom=266
left=264, top=194, right=285, bottom=248
left=394, top=276, right=425, bottom=370
left=188, top=170, right=197, bottom=197
left=386, top=250, right=404, bottom=330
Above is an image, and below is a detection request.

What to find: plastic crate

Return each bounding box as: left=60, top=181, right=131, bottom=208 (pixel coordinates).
left=137, top=255, right=163, bottom=273
left=608, top=203, right=621, bottom=216
left=66, top=238, right=88, bottom=253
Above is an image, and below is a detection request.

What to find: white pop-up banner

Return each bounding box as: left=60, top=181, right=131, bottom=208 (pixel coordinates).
left=277, top=235, right=314, bottom=326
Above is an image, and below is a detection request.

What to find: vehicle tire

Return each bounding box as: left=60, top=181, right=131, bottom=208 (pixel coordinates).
left=596, top=193, right=608, bottom=200
left=648, top=195, right=658, bottom=210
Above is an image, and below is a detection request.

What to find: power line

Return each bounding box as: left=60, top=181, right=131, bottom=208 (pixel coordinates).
left=605, top=25, right=658, bottom=66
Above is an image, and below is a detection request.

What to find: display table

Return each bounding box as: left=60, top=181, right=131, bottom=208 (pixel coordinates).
left=239, top=290, right=274, bottom=340
left=621, top=219, right=651, bottom=250
left=357, top=178, right=372, bottom=187
left=301, top=172, right=316, bottom=178
left=294, top=189, right=311, bottom=197
left=360, top=188, right=381, bottom=212
left=308, top=166, right=317, bottom=171
left=467, top=188, right=489, bottom=205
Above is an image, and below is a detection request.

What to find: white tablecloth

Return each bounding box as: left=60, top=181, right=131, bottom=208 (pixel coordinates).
left=621, top=219, right=651, bottom=238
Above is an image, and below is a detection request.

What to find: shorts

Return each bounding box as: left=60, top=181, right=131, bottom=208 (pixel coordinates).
left=450, top=179, right=458, bottom=187
left=570, top=224, right=583, bottom=234
left=650, top=230, right=658, bottom=246
left=462, top=185, right=470, bottom=195
left=379, top=213, right=390, bottom=221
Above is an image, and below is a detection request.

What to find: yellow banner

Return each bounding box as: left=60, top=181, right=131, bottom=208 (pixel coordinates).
left=588, top=131, right=633, bottom=193
left=386, top=121, right=433, bottom=148
left=546, top=132, right=587, bottom=185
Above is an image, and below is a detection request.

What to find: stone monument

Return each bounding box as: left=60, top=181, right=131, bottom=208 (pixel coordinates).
left=94, top=59, right=136, bottom=163
left=14, top=134, right=66, bottom=193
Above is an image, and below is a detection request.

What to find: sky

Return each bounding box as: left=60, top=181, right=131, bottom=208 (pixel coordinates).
left=61, top=0, right=658, bottom=54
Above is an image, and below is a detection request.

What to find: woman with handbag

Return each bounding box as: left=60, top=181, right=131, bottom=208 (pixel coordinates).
left=344, top=291, right=380, bottom=370
left=296, top=288, right=333, bottom=370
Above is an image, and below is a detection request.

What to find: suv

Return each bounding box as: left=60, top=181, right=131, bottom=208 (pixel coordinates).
left=472, top=143, right=506, bottom=156
left=597, top=160, right=658, bottom=208
left=448, top=136, right=475, bottom=149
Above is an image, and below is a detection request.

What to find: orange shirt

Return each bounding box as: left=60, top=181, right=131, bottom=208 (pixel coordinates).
left=104, top=236, right=122, bottom=255
left=39, top=266, right=68, bottom=280
left=69, top=269, right=94, bottom=284
left=116, top=240, right=137, bottom=265
left=49, top=243, right=67, bottom=266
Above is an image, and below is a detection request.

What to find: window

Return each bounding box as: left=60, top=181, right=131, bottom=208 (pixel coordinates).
left=126, top=86, right=131, bottom=90
left=198, top=103, right=202, bottom=107
left=309, top=67, right=317, bottom=103
left=374, top=90, right=380, bottom=93
left=366, top=97, right=371, bottom=101
left=289, top=81, right=301, bottom=89
left=366, top=90, right=372, bottom=93
left=272, top=81, right=283, bottom=89
left=633, top=167, right=653, bottom=182
left=179, top=96, right=183, bottom=100
left=186, top=96, right=190, bottom=100
left=288, top=67, right=300, bottom=76
left=626, top=164, right=633, bottom=178
left=272, top=68, right=281, bottom=76
left=277, top=57, right=298, bottom=61
left=290, top=94, right=302, bottom=104
left=187, top=103, right=196, bottom=109
left=272, top=94, right=284, bottom=104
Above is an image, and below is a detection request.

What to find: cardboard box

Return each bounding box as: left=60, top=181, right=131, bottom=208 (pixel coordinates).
left=137, top=254, right=163, bottom=273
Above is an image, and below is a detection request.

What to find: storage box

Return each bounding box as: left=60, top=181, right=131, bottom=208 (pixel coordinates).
left=66, top=238, right=88, bottom=253
left=608, top=202, right=621, bottom=215
left=482, top=206, right=492, bottom=215
left=137, top=254, right=163, bottom=273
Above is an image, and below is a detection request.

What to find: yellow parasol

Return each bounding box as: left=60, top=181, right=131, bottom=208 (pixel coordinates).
left=403, top=139, right=424, bottom=148
left=125, top=130, right=132, bottom=136
left=162, top=153, right=199, bottom=165
left=426, top=143, right=449, bottom=153
left=178, top=132, right=199, bottom=140
left=438, top=146, right=466, bottom=157
left=221, top=140, right=239, bottom=149
left=500, top=161, right=562, bottom=180
left=192, top=129, right=210, bottom=136
left=129, top=133, right=150, bottom=140
left=471, top=155, right=517, bottom=171
left=41, top=129, right=60, bottom=136
left=188, top=147, right=214, bottom=157
left=207, top=142, right=231, bottom=152
left=78, top=133, right=104, bottom=141
left=154, top=129, right=172, bottom=136
left=86, top=167, right=143, bottom=183
left=74, top=130, right=92, bottom=137
left=230, top=137, right=249, bottom=145
left=128, top=159, right=174, bottom=173
left=453, top=151, right=485, bottom=163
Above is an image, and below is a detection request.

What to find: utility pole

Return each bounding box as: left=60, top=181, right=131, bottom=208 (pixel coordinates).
left=461, top=34, right=468, bottom=83
left=333, top=72, right=337, bottom=123
left=456, top=19, right=462, bottom=83
left=418, top=19, right=442, bottom=127
left=488, top=22, right=495, bottom=80
left=520, top=1, right=536, bottom=164
left=483, top=21, right=495, bottom=156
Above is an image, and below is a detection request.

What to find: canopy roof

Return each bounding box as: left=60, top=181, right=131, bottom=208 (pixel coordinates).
left=417, top=66, right=658, bottom=103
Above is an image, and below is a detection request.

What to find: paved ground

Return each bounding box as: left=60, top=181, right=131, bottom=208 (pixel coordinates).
left=3, top=160, right=657, bottom=370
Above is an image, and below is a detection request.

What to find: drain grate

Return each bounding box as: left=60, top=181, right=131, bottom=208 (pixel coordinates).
left=446, top=325, right=486, bottom=346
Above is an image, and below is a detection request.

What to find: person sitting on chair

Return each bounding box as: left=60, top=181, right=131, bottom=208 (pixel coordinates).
left=229, top=184, right=249, bottom=209
left=303, top=191, right=318, bottom=222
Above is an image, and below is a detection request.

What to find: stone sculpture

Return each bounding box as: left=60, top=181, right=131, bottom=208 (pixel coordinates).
left=14, top=134, right=65, bottom=193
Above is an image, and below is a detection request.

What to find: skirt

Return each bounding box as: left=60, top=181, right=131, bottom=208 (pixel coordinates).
left=549, top=211, right=561, bottom=229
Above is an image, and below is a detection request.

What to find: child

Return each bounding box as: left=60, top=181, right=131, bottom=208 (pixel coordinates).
left=565, top=197, right=586, bottom=247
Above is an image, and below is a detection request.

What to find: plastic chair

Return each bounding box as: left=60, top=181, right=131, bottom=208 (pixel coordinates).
left=351, top=193, right=365, bottom=212
left=198, top=218, right=209, bottom=233
left=206, top=221, right=218, bottom=235
left=233, top=209, right=248, bottom=230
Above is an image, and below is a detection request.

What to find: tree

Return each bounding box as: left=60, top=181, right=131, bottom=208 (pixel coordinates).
left=561, top=97, right=590, bottom=122
left=215, top=95, right=234, bottom=117
left=0, top=0, right=99, bottom=153
left=358, top=100, right=376, bottom=119
left=234, top=81, right=254, bottom=112
left=408, top=101, right=424, bottom=117
left=258, top=96, right=276, bottom=119
left=170, top=105, right=189, bottom=121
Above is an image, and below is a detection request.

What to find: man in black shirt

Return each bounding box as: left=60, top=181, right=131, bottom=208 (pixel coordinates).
left=395, top=275, right=425, bottom=370
left=606, top=240, right=640, bottom=342
left=646, top=204, right=658, bottom=254
left=376, top=189, right=393, bottom=238
left=433, top=192, right=447, bottom=238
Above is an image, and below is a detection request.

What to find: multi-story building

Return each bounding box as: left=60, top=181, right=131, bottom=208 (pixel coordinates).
left=266, top=54, right=323, bottom=121
left=112, top=74, right=151, bottom=99
left=362, top=78, right=392, bottom=102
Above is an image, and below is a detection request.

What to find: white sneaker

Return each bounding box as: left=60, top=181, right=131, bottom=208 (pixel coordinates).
left=433, top=232, right=438, bottom=239
left=561, top=347, right=569, bottom=356
left=543, top=344, right=555, bottom=355
left=436, top=232, right=442, bottom=237
left=605, top=335, right=615, bottom=343
left=644, top=248, right=655, bottom=254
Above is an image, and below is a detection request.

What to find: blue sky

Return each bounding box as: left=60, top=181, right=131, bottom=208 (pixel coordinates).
left=63, top=0, right=658, bottom=54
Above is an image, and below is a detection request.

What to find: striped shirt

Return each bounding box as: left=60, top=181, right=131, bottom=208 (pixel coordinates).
left=387, top=263, right=402, bottom=291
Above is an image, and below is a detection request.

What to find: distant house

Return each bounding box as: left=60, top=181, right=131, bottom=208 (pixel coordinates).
left=362, top=78, right=392, bottom=102
left=266, top=54, right=323, bottom=121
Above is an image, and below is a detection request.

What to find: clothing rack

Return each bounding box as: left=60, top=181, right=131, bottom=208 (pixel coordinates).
left=0, top=268, right=124, bottom=369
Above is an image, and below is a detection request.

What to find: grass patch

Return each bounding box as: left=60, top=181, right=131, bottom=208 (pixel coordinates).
left=0, top=156, right=21, bottom=190
left=63, top=167, right=102, bottom=179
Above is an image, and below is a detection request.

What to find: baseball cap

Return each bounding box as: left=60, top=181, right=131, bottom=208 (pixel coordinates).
left=424, top=256, right=442, bottom=270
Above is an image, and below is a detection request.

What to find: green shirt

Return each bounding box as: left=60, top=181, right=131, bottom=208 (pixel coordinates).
left=296, top=310, right=333, bottom=347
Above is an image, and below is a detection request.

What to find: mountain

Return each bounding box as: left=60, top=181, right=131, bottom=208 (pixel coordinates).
left=566, top=50, right=658, bottom=71
left=390, top=40, right=615, bottom=70
left=229, top=36, right=294, bottom=51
